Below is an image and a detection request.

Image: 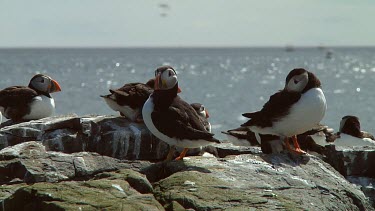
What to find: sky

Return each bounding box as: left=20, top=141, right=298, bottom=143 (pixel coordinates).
left=0, top=0, right=374, bottom=47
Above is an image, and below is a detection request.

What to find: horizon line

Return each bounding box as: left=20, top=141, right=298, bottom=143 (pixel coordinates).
left=1, top=45, right=375, bottom=49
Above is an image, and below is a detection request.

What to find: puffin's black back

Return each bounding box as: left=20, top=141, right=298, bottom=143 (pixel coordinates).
left=109, top=82, right=153, bottom=109
left=241, top=90, right=301, bottom=128
left=0, top=86, right=38, bottom=120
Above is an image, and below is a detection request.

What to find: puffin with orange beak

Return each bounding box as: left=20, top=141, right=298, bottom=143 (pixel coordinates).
left=0, top=74, right=61, bottom=122
left=142, top=65, right=219, bottom=160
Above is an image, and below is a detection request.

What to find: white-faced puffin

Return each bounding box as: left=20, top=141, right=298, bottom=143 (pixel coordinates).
left=241, top=68, right=327, bottom=154
left=0, top=74, right=61, bottom=122
left=332, top=115, right=375, bottom=147
left=101, top=79, right=154, bottom=122
left=142, top=65, right=220, bottom=160
left=190, top=103, right=211, bottom=132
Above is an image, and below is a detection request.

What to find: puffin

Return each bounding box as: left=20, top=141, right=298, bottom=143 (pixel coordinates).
left=332, top=115, right=375, bottom=147
left=223, top=124, right=333, bottom=154
left=222, top=126, right=278, bottom=146
left=241, top=68, right=327, bottom=154
left=190, top=103, right=211, bottom=132
left=142, top=65, right=220, bottom=160
left=101, top=79, right=154, bottom=122
left=0, top=74, right=61, bottom=122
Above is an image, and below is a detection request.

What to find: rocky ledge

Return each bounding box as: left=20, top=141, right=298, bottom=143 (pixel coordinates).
left=0, top=115, right=373, bottom=210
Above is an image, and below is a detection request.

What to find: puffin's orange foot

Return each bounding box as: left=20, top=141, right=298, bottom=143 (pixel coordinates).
left=135, top=118, right=144, bottom=123
left=292, top=148, right=306, bottom=155
left=291, top=136, right=306, bottom=154
left=165, top=146, right=176, bottom=161
left=284, top=137, right=306, bottom=155
left=175, top=148, right=189, bottom=160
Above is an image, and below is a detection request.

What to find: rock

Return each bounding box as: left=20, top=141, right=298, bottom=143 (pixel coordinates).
left=143, top=154, right=373, bottom=210
left=1, top=171, right=164, bottom=211
left=0, top=141, right=148, bottom=184
left=0, top=141, right=373, bottom=210
left=0, top=115, right=260, bottom=161
left=0, top=114, right=172, bottom=160
left=322, top=145, right=375, bottom=206
left=324, top=145, right=375, bottom=178
left=347, top=176, right=375, bottom=207
left=0, top=115, right=374, bottom=210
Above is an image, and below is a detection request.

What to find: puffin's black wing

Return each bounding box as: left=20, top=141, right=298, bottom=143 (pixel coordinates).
left=110, top=83, right=153, bottom=108
left=241, top=90, right=301, bottom=128
left=152, top=97, right=219, bottom=142
left=0, top=86, right=39, bottom=120
left=0, top=86, right=39, bottom=107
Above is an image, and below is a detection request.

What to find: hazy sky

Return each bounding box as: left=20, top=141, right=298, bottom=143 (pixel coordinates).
left=1, top=0, right=374, bottom=47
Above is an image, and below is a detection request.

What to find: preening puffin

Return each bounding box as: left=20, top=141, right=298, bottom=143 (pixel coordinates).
left=241, top=68, right=327, bottom=154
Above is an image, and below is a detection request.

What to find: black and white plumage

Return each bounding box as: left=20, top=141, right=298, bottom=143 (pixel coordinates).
left=142, top=65, right=220, bottom=160
left=190, top=103, right=211, bottom=132
left=0, top=74, right=61, bottom=122
left=101, top=79, right=154, bottom=122
left=332, top=115, right=375, bottom=147
left=241, top=68, right=327, bottom=154
left=222, top=126, right=278, bottom=147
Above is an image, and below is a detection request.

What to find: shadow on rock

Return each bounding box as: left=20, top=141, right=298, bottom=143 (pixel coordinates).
left=141, top=160, right=212, bottom=183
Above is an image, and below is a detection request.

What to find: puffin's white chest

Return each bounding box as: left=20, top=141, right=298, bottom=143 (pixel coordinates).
left=23, top=95, right=55, bottom=120
left=251, top=88, right=327, bottom=137
left=102, top=97, right=138, bottom=121
left=274, top=88, right=327, bottom=136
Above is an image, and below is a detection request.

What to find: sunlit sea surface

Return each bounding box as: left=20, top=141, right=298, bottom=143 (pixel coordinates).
left=1, top=47, right=374, bottom=139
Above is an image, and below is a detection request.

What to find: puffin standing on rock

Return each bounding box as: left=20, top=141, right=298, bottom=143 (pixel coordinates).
left=142, top=65, right=220, bottom=160
left=101, top=79, right=154, bottom=122
left=0, top=74, right=61, bottom=122
left=241, top=68, right=327, bottom=154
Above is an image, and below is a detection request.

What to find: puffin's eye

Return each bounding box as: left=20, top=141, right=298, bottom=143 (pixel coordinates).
left=168, top=71, right=172, bottom=77
left=41, top=78, right=45, bottom=83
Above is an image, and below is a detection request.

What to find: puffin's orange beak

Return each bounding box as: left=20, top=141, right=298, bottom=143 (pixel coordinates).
left=50, top=79, right=62, bottom=93
left=154, top=73, right=161, bottom=90
left=178, top=87, right=182, bottom=93
left=205, top=110, right=210, bottom=118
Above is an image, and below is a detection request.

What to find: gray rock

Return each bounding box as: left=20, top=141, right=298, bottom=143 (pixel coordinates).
left=0, top=114, right=172, bottom=160
left=146, top=154, right=373, bottom=210
left=0, top=141, right=147, bottom=184
left=1, top=170, right=164, bottom=211
left=324, top=145, right=375, bottom=178
left=0, top=141, right=372, bottom=210
left=0, top=115, right=374, bottom=210
left=347, top=176, right=375, bottom=207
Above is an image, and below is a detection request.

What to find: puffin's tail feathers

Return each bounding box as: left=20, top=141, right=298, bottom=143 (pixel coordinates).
left=242, top=112, right=257, bottom=118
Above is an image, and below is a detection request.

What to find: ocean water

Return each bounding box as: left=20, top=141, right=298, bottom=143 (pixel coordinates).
left=0, top=47, right=375, bottom=139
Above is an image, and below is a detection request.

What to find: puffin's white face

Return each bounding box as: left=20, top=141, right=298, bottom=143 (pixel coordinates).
left=199, top=105, right=209, bottom=118
left=339, top=117, right=349, bottom=132
left=155, top=68, right=178, bottom=90
left=285, top=71, right=308, bottom=92
left=29, top=74, right=62, bottom=93
left=339, top=116, right=360, bottom=133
